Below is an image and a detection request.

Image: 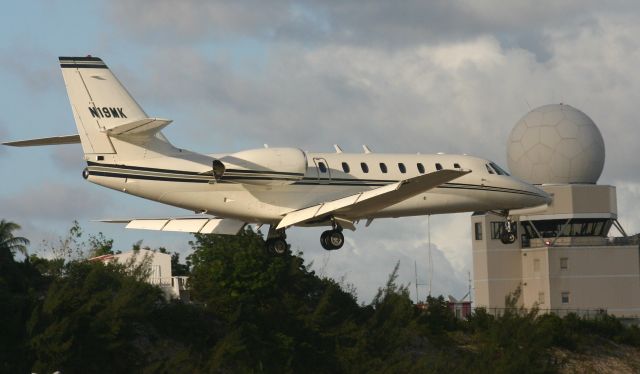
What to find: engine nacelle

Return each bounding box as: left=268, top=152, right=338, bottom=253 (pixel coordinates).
left=220, top=147, right=307, bottom=185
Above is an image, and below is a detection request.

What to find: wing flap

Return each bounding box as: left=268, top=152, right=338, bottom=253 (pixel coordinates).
left=2, top=134, right=81, bottom=147
left=276, top=169, right=469, bottom=229
left=162, top=219, right=209, bottom=232
left=101, top=217, right=245, bottom=235
left=126, top=219, right=169, bottom=230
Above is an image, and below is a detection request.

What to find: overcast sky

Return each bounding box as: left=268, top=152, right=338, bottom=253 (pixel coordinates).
left=2, top=1, right=640, bottom=302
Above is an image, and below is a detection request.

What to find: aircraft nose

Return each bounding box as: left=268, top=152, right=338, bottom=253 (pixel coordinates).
left=523, top=182, right=552, bottom=206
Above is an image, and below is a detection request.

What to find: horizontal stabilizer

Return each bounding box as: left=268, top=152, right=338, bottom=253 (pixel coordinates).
left=104, top=118, right=172, bottom=136
left=2, top=134, right=80, bottom=147
left=276, top=169, right=470, bottom=230
left=97, top=217, right=245, bottom=235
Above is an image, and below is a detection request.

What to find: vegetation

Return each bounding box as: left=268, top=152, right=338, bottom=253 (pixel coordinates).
left=1, top=221, right=639, bottom=373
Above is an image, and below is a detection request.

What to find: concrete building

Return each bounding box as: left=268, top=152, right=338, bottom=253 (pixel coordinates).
left=91, top=249, right=190, bottom=301
left=472, top=104, right=640, bottom=318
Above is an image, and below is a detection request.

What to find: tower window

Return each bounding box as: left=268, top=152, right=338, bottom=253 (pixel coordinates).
left=342, top=162, right=350, bottom=173
left=417, top=163, right=425, bottom=174
left=474, top=222, right=482, bottom=240
left=379, top=163, right=388, bottom=173
left=398, top=163, right=406, bottom=173
left=561, top=291, right=570, bottom=304
left=560, top=257, right=568, bottom=270
left=361, top=163, right=369, bottom=173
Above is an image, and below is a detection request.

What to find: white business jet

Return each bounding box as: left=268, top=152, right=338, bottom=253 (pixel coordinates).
left=3, top=56, right=551, bottom=254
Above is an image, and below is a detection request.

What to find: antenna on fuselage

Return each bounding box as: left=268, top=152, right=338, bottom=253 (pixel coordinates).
left=362, top=145, right=372, bottom=154
left=333, top=144, right=343, bottom=153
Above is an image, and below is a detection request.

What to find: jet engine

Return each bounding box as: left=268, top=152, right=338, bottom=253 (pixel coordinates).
left=219, top=147, right=308, bottom=185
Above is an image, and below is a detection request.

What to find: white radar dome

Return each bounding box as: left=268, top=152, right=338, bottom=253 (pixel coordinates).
left=507, top=104, right=605, bottom=185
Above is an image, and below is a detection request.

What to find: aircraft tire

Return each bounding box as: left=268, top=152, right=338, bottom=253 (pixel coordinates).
left=321, top=230, right=344, bottom=250
left=266, top=238, right=289, bottom=255
left=320, top=231, right=332, bottom=250
left=328, top=230, right=344, bottom=250
left=272, top=238, right=288, bottom=255
left=500, top=231, right=516, bottom=245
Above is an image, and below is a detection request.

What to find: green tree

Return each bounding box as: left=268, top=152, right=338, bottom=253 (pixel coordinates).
left=28, top=260, right=165, bottom=373
left=0, top=220, right=40, bottom=374
left=86, top=231, right=114, bottom=258
left=468, top=286, right=556, bottom=373
left=0, top=219, right=29, bottom=258
left=188, top=227, right=360, bottom=373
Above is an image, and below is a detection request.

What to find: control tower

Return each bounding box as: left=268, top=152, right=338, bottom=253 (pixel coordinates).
left=471, top=104, right=640, bottom=317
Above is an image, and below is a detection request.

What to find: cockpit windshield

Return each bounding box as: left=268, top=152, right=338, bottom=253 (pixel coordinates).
left=489, top=162, right=510, bottom=176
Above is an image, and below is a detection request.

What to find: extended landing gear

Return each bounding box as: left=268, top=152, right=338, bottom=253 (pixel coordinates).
left=500, top=218, right=517, bottom=245
left=320, top=228, right=344, bottom=251
left=265, top=227, right=289, bottom=256
left=490, top=210, right=517, bottom=245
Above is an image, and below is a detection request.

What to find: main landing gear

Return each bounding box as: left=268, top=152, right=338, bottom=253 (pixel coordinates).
left=320, top=226, right=344, bottom=251
left=265, top=227, right=289, bottom=256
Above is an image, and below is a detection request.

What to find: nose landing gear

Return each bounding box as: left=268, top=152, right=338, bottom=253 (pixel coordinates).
left=500, top=218, right=517, bottom=244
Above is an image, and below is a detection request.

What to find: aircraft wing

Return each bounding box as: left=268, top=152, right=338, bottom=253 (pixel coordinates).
left=97, top=217, right=246, bottom=235
left=276, top=169, right=470, bottom=230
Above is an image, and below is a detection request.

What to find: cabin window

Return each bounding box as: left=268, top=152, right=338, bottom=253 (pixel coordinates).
left=318, top=162, right=327, bottom=173
left=361, top=162, right=369, bottom=173
left=454, top=163, right=461, bottom=169
left=342, top=162, right=350, bottom=173
left=398, top=163, right=406, bottom=173
left=379, top=163, right=388, bottom=173
left=435, top=163, right=443, bottom=171
left=485, top=164, right=495, bottom=174
left=474, top=222, right=482, bottom=240
left=417, top=163, right=425, bottom=174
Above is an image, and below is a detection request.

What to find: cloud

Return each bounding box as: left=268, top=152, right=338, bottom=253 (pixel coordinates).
left=135, top=13, right=640, bottom=183
left=612, top=181, right=640, bottom=236
left=0, top=44, right=58, bottom=93
left=106, top=0, right=637, bottom=58
left=50, top=144, right=85, bottom=172
left=0, top=183, right=112, bottom=223
left=0, top=121, right=7, bottom=154
left=289, top=217, right=469, bottom=303
left=6, top=0, right=640, bottom=303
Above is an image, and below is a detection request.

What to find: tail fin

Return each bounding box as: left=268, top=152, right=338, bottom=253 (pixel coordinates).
left=59, top=56, right=173, bottom=159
